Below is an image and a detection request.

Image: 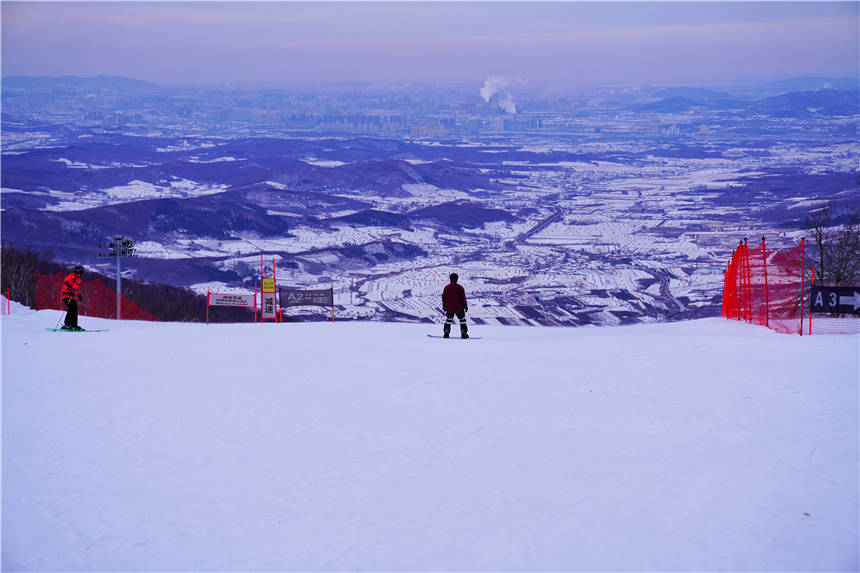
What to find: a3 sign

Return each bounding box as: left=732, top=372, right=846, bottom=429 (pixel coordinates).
left=809, top=286, right=860, bottom=315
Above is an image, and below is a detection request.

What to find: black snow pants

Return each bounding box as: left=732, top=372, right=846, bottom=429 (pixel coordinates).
left=443, top=311, right=468, bottom=337
left=63, top=297, right=78, bottom=328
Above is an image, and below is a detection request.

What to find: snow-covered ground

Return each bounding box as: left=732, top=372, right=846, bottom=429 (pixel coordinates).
left=1, top=303, right=858, bottom=571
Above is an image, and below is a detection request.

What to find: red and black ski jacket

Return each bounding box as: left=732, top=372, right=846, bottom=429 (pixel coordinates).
left=442, top=282, right=467, bottom=314
left=62, top=273, right=81, bottom=299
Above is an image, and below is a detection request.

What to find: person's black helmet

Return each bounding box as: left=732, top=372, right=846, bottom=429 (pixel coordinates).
left=450, top=273, right=458, bottom=283
left=74, top=265, right=84, bottom=274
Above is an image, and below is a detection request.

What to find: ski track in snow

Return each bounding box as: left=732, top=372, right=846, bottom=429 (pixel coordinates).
left=1, top=303, right=858, bottom=571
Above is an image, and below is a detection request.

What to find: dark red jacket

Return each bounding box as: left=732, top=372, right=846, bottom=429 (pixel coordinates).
left=442, top=282, right=467, bottom=313
left=62, top=273, right=81, bottom=299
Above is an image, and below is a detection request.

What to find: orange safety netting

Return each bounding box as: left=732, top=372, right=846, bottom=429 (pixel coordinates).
left=722, top=238, right=859, bottom=335
left=723, top=238, right=805, bottom=334
left=36, top=272, right=158, bottom=322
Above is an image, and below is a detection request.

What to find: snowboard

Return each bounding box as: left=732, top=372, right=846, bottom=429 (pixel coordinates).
left=46, top=328, right=109, bottom=333
left=427, top=334, right=482, bottom=340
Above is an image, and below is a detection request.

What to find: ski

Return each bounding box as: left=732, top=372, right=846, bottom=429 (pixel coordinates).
left=46, top=328, right=109, bottom=333
left=427, top=334, right=481, bottom=340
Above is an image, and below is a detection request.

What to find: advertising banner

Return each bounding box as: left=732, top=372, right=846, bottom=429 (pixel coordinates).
left=210, top=293, right=254, bottom=308
left=279, top=287, right=334, bottom=307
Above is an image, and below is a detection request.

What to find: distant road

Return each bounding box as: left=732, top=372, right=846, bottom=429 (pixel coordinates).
left=655, top=269, right=685, bottom=319
left=518, top=207, right=565, bottom=243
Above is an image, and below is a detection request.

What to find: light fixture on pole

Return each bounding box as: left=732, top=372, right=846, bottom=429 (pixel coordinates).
left=98, top=235, right=135, bottom=319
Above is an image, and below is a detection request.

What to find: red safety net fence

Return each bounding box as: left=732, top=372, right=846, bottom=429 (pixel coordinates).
left=36, top=272, right=158, bottom=322
left=722, top=238, right=859, bottom=335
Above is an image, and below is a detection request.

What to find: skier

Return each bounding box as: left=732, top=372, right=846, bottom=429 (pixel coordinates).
left=442, top=272, right=469, bottom=339
left=61, top=265, right=85, bottom=331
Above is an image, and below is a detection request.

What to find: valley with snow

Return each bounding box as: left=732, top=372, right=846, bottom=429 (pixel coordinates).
left=3, top=77, right=858, bottom=326
left=0, top=78, right=860, bottom=326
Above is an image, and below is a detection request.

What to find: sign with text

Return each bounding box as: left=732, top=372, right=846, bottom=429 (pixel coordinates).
left=810, top=285, right=860, bottom=315
left=261, top=279, right=277, bottom=320
left=210, top=293, right=254, bottom=308
left=279, top=287, right=334, bottom=307
left=262, top=292, right=277, bottom=319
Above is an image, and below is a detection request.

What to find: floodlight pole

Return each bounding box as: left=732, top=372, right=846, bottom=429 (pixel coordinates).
left=98, top=235, right=136, bottom=320
left=116, top=244, right=122, bottom=320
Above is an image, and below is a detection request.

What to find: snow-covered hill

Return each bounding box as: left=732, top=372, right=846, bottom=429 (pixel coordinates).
left=1, top=307, right=858, bottom=571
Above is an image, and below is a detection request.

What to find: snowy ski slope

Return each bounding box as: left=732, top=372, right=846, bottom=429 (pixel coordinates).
left=1, top=304, right=858, bottom=571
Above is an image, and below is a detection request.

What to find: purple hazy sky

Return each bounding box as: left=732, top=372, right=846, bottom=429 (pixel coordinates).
left=2, top=2, right=858, bottom=87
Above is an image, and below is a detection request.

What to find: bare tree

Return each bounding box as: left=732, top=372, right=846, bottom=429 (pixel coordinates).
left=0, top=246, right=61, bottom=307
left=1, top=245, right=207, bottom=320
left=805, top=203, right=860, bottom=286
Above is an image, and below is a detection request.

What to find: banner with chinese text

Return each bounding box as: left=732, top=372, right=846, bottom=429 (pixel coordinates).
left=262, top=279, right=277, bottom=320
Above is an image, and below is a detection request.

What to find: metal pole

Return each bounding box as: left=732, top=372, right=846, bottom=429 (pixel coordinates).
left=737, top=242, right=744, bottom=321
left=116, top=236, right=122, bottom=320
left=260, top=254, right=263, bottom=322
left=274, top=258, right=280, bottom=322
left=742, top=239, right=748, bottom=322
left=740, top=242, right=745, bottom=321
left=799, top=237, right=805, bottom=336
left=762, top=236, right=769, bottom=328
left=99, top=235, right=134, bottom=321
left=744, top=238, right=752, bottom=323
left=809, top=266, right=814, bottom=336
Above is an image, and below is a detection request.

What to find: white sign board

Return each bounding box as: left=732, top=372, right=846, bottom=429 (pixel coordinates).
left=210, top=293, right=254, bottom=307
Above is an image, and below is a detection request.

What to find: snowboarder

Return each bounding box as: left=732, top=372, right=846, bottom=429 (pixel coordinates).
left=61, top=265, right=85, bottom=331
left=442, top=272, right=469, bottom=339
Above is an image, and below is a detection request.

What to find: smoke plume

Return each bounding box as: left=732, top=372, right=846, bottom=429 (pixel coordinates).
left=480, top=76, right=520, bottom=114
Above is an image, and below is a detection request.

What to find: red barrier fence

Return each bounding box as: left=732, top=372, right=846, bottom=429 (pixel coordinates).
left=722, top=238, right=858, bottom=335
left=36, top=272, right=158, bottom=322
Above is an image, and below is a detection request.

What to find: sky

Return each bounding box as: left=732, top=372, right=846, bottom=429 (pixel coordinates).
left=1, top=1, right=858, bottom=88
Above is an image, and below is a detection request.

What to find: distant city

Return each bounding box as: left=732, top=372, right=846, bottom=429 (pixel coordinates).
left=2, top=75, right=858, bottom=325
left=5, top=75, right=859, bottom=141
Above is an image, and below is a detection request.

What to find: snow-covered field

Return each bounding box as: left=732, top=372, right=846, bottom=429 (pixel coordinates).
left=1, top=303, right=858, bottom=571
